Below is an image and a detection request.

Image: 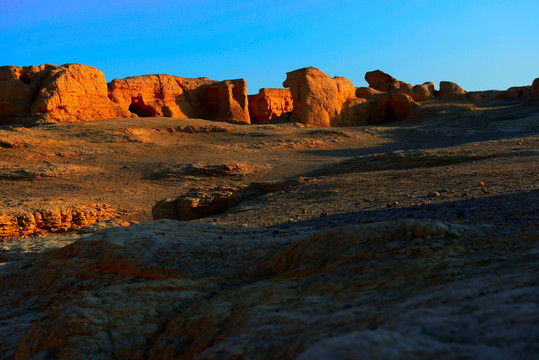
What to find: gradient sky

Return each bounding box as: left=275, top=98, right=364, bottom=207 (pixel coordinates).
left=2, top=0, right=538, bottom=93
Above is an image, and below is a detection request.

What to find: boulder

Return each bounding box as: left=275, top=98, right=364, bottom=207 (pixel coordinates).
left=411, top=82, right=436, bottom=102
left=364, top=70, right=412, bottom=92
left=109, top=75, right=250, bottom=123
left=283, top=67, right=355, bottom=127
left=439, top=81, right=466, bottom=99
left=355, top=87, right=383, bottom=99
left=0, top=64, right=132, bottom=124
left=248, top=88, right=293, bottom=124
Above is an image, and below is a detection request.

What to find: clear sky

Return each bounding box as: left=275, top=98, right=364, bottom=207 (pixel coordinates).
left=2, top=0, right=538, bottom=94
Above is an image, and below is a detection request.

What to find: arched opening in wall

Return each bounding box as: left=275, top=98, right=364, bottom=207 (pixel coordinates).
left=128, top=94, right=156, bottom=117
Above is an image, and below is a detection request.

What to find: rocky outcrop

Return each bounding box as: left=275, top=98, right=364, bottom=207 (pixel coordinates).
left=364, top=70, right=411, bottom=92
left=152, top=178, right=316, bottom=221
left=503, top=86, right=532, bottom=99
left=3, top=219, right=537, bottom=359
left=466, top=87, right=532, bottom=102
left=0, top=64, right=132, bottom=124
left=108, top=74, right=217, bottom=118
left=248, top=88, right=293, bottom=124
left=283, top=67, right=356, bottom=127
left=150, top=163, right=255, bottom=180
left=342, top=91, right=419, bottom=125
left=439, top=81, right=466, bottom=99
left=204, top=79, right=250, bottom=123
left=0, top=203, right=116, bottom=240
left=372, top=92, right=418, bottom=123
left=411, top=82, right=436, bottom=102
left=355, top=87, right=383, bottom=99
left=108, top=75, right=250, bottom=123
left=529, top=78, right=539, bottom=102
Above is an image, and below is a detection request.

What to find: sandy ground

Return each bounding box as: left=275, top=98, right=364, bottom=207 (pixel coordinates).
left=0, top=99, right=537, bottom=229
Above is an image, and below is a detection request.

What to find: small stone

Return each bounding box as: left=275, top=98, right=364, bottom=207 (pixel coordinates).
left=477, top=182, right=485, bottom=187
left=428, top=192, right=440, bottom=198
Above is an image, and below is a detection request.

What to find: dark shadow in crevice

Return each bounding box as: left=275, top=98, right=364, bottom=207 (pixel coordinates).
left=128, top=94, right=156, bottom=117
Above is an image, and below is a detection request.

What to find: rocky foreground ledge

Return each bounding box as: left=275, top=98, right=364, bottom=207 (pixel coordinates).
left=0, top=217, right=537, bottom=359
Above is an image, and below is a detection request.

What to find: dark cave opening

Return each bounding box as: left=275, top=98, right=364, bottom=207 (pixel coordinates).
left=19, top=73, right=31, bottom=85
left=128, top=94, right=156, bottom=117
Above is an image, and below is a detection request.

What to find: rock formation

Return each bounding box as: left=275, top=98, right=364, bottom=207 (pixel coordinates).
left=411, top=82, right=436, bottom=102
left=248, top=88, right=293, bottom=124
left=3, top=219, right=537, bottom=359
left=108, top=75, right=250, bottom=123
left=343, top=92, right=419, bottom=125
left=204, top=79, right=251, bottom=123
left=504, top=86, right=532, bottom=99
left=355, top=87, right=383, bottom=99
left=283, top=67, right=356, bottom=127
left=152, top=178, right=316, bottom=221
left=372, top=92, right=418, bottom=123
left=364, top=70, right=412, bottom=92
left=0, top=64, right=132, bottom=124
left=439, top=81, right=466, bottom=99
left=530, top=78, right=539, bottom=102
left=0, top=203, right=115, bottom=240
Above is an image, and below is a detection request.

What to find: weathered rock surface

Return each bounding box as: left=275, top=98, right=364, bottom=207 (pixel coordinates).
left=108, top=74, right=217, bottom=118
left=364, top=70, right=412, bottom=92
left=0, top=64, right=132, bottom=124
left=465, top=90, right=499, bottom=102
left=0, top=163, right=98, bottom=179
left=109, top=75, right=250, bottom=123
left=283, top=67, right=355, bottom=127
left=355, top=87, right=383, bottom=99
left=2, top=219, right=537, bottom=359
left=204, top=79, right=251, bottom=123
left=371, top=92, right=418, bottom=123
left=439, top=81, right=466, bottom=99
left=150, top=163, right=255, bottom=180
left=0, top=203, right=116, bottom=240
left=152, top=178, right=316, bottom=221
left=528, top=78, right=539, bottom=102
left=503, top=86, right=532, bottom=99
left=411, top=82, right=436, bottom=102
left=248, top=88, right=293, bottom=124
left=342, top=92, right=419, bottom=125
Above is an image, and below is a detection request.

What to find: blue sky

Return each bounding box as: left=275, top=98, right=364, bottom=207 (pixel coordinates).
left=2, top=0, right=538, bottom=93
